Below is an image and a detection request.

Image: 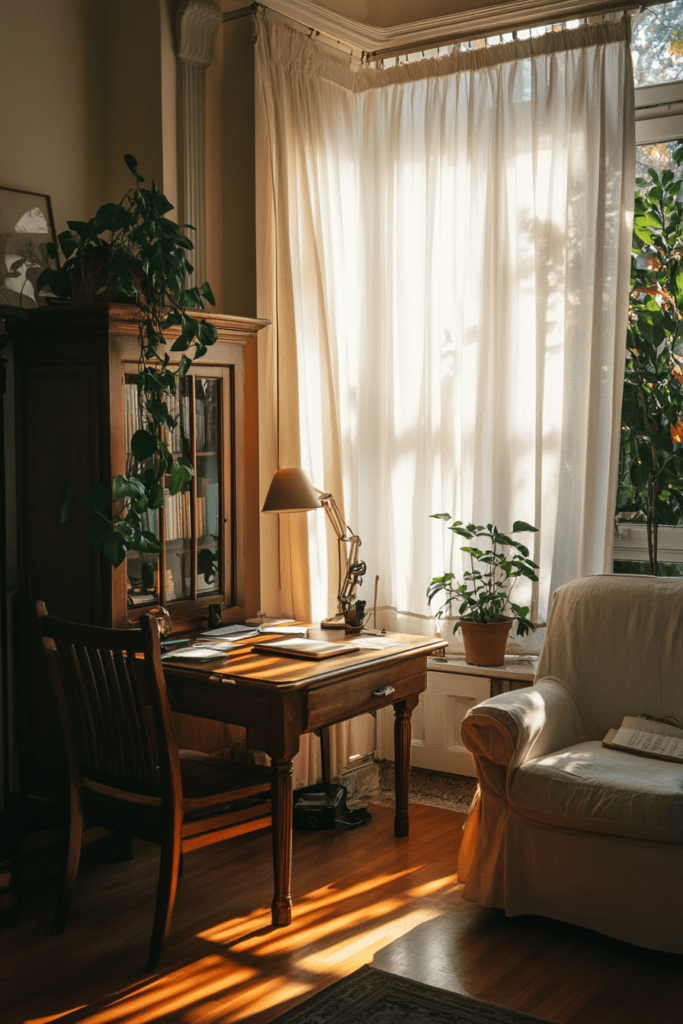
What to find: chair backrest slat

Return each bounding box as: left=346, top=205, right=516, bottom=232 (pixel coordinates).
left=37, top=606, right=180, bottom=801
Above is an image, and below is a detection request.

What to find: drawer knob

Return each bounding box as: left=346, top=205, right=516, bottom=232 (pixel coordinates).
left=373, top=686, right=395, bottom=698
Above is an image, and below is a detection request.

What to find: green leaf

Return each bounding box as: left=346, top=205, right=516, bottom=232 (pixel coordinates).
left=59, top=486, right=72, bottom=524
left=197, top=319, right=218, bottom=347
left=103, top=530, right=127, bottom=568
left=124, top=154, right=145, bottom=183
left=138, top=530, right=164, bottom=553
left=131, top=429, right=157, bottom=462
left=148, top=483, right=165, bottom=509
left=169, top=460, right=193, bottom=496
left=201, top=282, right=216, bottom=305
left=85, top=512, right=113, bottom=548
left=112, top=474, right=146, bottom=500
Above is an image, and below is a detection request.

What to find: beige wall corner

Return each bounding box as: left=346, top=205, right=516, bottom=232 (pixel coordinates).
left=220, top=16, right=256, bottom=317
left=161, top=0, right=179, bottom=213
left=205, top=23, right=225, bottom=310
left=92, top=0, right=165, bottom=205
left=0, top=0, right=104, bottom=230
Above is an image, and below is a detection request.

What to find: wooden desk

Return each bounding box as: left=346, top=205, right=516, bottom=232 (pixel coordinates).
left=163, top=630, right=445, bottom=926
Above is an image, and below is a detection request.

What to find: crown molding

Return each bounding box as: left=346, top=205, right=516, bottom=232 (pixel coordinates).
left=260, top=0, right=642, bottom=55
left=177, top=0, right=223, bottom=65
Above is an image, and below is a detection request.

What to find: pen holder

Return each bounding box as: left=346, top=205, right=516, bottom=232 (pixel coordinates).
left=343, top=601, right=366, bottom=634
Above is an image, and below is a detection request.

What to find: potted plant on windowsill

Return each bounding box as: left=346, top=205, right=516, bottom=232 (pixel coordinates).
left=427, top=517, right=539, bottom=666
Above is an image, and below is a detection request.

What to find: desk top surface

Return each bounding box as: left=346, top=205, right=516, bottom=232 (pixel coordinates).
left=163, top=629, right=446, bottom=692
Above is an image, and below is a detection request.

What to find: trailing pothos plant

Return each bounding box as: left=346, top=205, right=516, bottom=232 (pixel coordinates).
left=616, top=140, right=683, bottom=574
left=37, top=155, right=217, bottom=568
left=427, top=518, right=539, bottom=637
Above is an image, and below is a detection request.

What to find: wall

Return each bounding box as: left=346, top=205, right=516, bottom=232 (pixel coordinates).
left=0, top=0, right=102, bottom=231
left=0, top=0, right=174, bottom=232
left=0, top=0, right=177, bottom=811
left=218, top=17, right=257, bottom=316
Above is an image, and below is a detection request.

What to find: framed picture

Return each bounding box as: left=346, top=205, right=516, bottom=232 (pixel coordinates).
left=0, top=186, right=59, bottom=309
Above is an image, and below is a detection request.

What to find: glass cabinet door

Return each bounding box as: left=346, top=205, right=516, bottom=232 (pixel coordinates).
left=124, top=368, right=232, bottom=614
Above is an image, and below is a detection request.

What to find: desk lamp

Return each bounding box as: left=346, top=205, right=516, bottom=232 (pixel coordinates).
left=262, top=468, right=366, bottom=628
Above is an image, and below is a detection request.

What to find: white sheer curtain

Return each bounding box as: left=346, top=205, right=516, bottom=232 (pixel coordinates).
left=255, top=14, right=634, bottom=780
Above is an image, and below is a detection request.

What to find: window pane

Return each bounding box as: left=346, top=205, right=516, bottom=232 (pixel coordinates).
left=636, top=139, right=683, bottom=181
left=124, top=376, right=160, bottom=608
left=632, top=1, right=683, bottom=86
left=195, top=377, right=222, bottom=598
left=166, top=376, right=192, bottom=603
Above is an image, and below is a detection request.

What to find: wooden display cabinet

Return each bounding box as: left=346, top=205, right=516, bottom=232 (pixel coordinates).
left=13, top=303, right=268, bottom=799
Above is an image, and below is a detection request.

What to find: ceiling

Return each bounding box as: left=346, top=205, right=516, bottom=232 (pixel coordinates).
left=218, top=1, right=503, bottom=27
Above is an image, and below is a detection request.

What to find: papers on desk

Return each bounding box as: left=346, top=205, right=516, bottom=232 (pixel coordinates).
left=199, top=624, right=259, bottom=639
left=161, top=645, right=230, bottom=662
left=258, top=624, right=308, bottom=636
left=351, top=637, right=404, bottom=650
left=252, top=638, right=358, bottom=660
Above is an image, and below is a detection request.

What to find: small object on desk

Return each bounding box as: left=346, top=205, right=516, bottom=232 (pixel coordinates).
left=161, top=645, right=228, bottom=662
left=245, top=616, right=295, bottom=626
left=208, top=603, right=226, bottom=629
left=344, top=600, right=366, bottom=633
left=252, top=638, right=359, bottom=660
left=147, top=605, right=173, bottom=638
left=258, top=624, right=308, bottom=636
left=160, top=638, right=191, bottom=652
left=197, top=639, right=238, bottom=651
left=200, top=624, right=259, bottom=639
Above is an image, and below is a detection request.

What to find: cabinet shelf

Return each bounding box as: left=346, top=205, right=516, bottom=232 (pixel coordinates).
left=14, top=303, right=270, bottom=799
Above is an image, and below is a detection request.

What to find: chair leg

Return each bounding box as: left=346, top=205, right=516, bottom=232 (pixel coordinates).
left=51, top=804, right=83, bottom=935
left=146, top=830, right=181, bottom=971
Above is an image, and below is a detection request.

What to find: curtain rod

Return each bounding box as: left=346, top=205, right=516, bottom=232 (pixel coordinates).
left=227, top=1, right=648, bottom=57
left=223, top=6, right=253, bottom=21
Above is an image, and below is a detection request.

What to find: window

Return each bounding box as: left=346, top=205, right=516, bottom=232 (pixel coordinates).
left=613, top=3, right=683, bottom=575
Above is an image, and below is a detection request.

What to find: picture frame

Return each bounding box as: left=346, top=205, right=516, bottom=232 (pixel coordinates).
left=0, top=186, right=59, bottom=309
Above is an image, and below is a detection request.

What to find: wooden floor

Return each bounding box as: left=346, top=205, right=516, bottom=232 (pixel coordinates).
left=2, top=803, right=682, bottom=1024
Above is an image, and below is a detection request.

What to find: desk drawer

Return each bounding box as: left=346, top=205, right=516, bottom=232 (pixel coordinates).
left=306, top=662, right=425, bottom=732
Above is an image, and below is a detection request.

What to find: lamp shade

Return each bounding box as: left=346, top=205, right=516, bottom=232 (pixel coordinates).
left=262, top=468, right=322, bottom=513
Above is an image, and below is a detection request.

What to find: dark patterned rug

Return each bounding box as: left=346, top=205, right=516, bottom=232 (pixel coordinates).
left=269, top=966, right=553, bottom=1023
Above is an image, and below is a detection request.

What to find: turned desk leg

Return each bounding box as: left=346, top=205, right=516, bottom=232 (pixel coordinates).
left=271, top=757, right=294, bottom=926
left=393, top=695, right=419, bottom=837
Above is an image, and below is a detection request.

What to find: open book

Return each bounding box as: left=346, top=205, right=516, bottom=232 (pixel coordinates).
left=603, top=715, right=683, bottom=764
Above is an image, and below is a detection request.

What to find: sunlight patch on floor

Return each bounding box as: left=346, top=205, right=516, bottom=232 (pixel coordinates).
left=297, top=905, right=443, bottom=968
left=406, top=873, right=459, bottom=897
left=69, top=959, right=257, bottom=1024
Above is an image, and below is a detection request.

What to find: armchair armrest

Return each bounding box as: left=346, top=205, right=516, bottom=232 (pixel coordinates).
left=461, top=679, right=586, bottom=772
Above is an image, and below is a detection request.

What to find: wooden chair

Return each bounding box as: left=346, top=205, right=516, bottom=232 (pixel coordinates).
left=37, top=602, right=272, bottom=970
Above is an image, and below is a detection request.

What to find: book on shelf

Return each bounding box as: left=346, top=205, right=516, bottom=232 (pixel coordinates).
left=603, top=715, right=683, bottom=764
left=252, top=638, right=359, bottom=660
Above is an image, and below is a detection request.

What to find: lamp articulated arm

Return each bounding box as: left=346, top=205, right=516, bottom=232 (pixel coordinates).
left=317, top=491, right=366, bottom=619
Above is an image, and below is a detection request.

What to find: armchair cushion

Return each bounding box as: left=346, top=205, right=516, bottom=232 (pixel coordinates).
left=508, top=741, right=683, bottom=843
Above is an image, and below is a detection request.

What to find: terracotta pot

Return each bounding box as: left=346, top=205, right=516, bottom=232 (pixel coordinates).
left=458, top=618, right=513, bottom=667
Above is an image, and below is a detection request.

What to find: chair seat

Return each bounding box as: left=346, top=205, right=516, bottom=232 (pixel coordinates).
left=178, top=750, right=272, bottom=813
left=509, top=740, right=683, bottom=843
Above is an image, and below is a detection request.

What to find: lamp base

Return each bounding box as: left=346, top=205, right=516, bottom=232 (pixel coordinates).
left=321, top=614, right=346, bottom=629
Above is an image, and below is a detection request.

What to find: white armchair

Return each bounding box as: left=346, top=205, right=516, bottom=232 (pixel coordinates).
left=458, top=574, right=683, bottom=953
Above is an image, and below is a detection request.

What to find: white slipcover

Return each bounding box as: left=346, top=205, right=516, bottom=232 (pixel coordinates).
left=458, top=574, right=683, bottom=953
